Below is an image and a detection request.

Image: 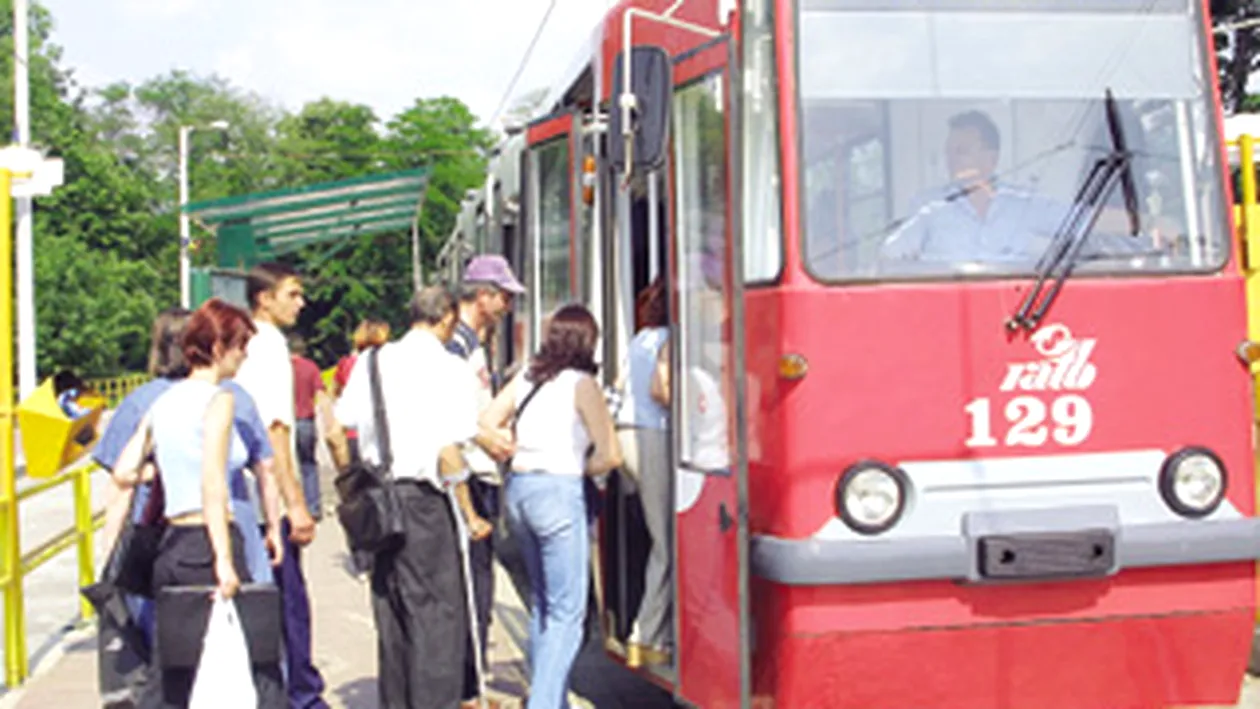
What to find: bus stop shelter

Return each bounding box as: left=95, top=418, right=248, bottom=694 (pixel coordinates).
left=183, top=168, right=430, bottom=306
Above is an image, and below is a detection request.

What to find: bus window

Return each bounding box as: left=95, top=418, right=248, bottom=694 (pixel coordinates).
left=797, top=2, right=1229, bottom=281
left=673, top=73, right=731, bottom=472
left=537, top=139, right=572, bottom=317
left=742, top=1, right=784, bottom=283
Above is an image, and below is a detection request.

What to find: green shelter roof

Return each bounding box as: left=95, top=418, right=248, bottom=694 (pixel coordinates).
left=183, top=168, right=430, bottom=268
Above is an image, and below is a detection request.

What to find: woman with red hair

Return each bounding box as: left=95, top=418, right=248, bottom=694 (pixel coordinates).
left=113, top=298, right=285, bottom=708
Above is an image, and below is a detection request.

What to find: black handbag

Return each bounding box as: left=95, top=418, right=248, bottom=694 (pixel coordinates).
left=84, top=479, right=165, bottom=601
left=334, top=347, right=406, bottom=554
left=154, top=584, right=282, bottom=668
left=94, top=589, right=152, bottom=707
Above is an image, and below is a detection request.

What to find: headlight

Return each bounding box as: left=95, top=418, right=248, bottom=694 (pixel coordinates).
left=836, top=461, right=909, bottom=535
left=1159, top=447, right=1227, bottom=518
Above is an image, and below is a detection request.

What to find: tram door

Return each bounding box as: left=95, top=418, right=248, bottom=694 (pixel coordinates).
left=668, top=53, right=751, bottom=707
left=600, top=163, right=671, bottom=658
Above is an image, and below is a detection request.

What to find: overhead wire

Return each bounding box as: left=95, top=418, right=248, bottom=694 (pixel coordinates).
left=486, top=0, right=560, bottom=130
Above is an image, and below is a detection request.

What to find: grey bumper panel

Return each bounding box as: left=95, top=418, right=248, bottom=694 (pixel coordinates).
left=1120, top=519, right=1260, bottom=569
left=751, top=517, right=1260, bottom=586
left=750, top=535, right=971, bottom=586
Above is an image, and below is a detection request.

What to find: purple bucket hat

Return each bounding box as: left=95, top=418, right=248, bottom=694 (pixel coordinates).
left=463, top=255, right=526, bottom=294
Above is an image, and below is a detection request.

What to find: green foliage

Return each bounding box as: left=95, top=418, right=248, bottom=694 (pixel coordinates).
left=0, top=3, right=496, bottom=377
left=1213, top=0, right=1260, bottom=113
left=292, top=96, right=494, bottom=367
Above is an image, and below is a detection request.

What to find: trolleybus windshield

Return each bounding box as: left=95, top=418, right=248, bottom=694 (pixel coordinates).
left=797, top=0, right=1231, bottom=282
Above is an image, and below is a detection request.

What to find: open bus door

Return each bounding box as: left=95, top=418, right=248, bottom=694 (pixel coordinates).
left=667, top=46, right=752, bottom=709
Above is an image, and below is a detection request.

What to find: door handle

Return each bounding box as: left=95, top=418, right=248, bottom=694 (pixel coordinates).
left=718, top=503, right=734, bottom=533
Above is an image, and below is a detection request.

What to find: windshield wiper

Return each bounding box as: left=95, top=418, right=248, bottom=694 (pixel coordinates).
left=1006, top=89, right=1141, bottom=333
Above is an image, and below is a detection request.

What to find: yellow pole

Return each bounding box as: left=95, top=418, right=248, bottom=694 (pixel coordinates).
left=1243, top=135, right=1258, bottom=271
left=1241, top=136, right=1260, bottom=630
left=0, top=168, right=25, bottom=687
left=73, top=466, right=93, bottom=621
left=1243, top=136, right=1257, bottom=217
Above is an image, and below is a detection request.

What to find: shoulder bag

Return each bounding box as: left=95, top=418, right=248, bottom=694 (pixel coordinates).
left=334, top=347, right=406, bottom=554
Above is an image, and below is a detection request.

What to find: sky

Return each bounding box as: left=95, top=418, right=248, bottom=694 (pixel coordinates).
left=39, top=0, right=617, bottom=128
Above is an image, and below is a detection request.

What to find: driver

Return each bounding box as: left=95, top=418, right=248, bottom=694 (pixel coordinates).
left=881, top=110, right=1168, bottom=264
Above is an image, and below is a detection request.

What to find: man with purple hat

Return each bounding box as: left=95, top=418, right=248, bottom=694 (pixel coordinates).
left=448, top=254, right=524, bottom=709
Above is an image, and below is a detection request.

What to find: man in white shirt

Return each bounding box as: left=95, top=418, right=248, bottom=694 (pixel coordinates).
left=233, top=262, right=329, bottom=709
left=333, top=286, right=489, bottom=709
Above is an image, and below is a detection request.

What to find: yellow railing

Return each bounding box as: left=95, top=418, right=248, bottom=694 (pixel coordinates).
left=0, top=164, right=148, bottom=686
left=1, top=378, right=141, bottom=689
left=86, top=373, right=149, bottom=409
left=0, top=461, right=102, bottom=687
left=1235, top=135, right=1260, bottom=384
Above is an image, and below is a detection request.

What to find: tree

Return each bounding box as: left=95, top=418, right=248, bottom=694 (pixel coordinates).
left=289, top=96, right=493, bottom=367
left=274, top=98, right=383, bottom=184
left=1212, top=0, right=1260, bottom=113
left=0, top=1, right=180, bottom=376
left=385, top=97, right=494, bottom=267
left=0, top=1, right=501, bottom=377
left=273, top=98, right=392, bottom=365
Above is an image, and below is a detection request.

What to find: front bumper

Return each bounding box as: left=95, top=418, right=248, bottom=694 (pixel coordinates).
left=751, top=506, right=1260, bottom=586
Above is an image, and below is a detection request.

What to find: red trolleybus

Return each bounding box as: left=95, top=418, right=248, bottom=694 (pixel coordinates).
left=457, top=0, right=1260, bottom=706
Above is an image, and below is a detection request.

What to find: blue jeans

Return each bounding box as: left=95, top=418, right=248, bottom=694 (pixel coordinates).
left=504, top=473, right=589, bottom=709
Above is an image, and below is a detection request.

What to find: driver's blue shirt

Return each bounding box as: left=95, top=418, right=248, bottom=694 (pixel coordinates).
left=881, top=182, right=1068, bottom=263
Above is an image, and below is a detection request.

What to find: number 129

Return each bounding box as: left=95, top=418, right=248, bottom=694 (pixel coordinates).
left=964, top=395, right=1093, bottom=448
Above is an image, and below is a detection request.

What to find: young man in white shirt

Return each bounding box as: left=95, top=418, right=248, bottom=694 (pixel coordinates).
left=233, top=262, right=329, bottom=709
left=447, top=256, right=522, bottom=709
left=333, top=286, right=491, bottom=708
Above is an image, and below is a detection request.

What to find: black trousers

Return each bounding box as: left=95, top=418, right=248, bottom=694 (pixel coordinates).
left=140, top=525, right=286, bottom=709
left=371, top=481, right=468, bottom=709
left=461, top=477, right=499, bottom=701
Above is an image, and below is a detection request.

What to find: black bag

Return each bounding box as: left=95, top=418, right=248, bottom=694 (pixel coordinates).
left=81, top=481, right=163, bottom=707
left=85, top=571, right=152, bottom=708
left=154, top=584, right=282, bottom=669
left=84, top=480, right=164, bottom=602
left=334, top=347, right=405, bottom=554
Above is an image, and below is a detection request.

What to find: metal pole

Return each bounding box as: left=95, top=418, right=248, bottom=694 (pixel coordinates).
left=178, top=126, right=191, bottom=308
left=13, top=0, right=33, bottom=400
left=0, top=168, right=27, bottom=687
left=447, top=487, right=487, bottom=709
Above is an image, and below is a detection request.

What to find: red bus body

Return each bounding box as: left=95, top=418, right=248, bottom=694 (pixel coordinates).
left=459, top=0, right=1260, bottom=706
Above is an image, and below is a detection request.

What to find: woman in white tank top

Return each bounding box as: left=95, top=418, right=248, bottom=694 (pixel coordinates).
left=481, top=304, right=621, bottom=709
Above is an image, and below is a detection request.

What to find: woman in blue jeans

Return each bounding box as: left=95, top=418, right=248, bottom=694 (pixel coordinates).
left=482, top=304, right=622, bottom=708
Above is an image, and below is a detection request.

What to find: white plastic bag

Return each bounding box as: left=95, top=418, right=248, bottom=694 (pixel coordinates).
left=189, top=594, right=257, bottom=709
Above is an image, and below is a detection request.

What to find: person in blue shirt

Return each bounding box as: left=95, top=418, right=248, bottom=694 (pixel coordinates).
left=93, top=308, right=285, bottom=679
left=97, top=310, right=284, bottom=583
left=54, top=371, right=91, bottom=419
left=881, top=110, right=1172, bottom=266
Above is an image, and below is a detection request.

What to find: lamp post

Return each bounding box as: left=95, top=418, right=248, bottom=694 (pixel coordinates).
left=178, top=120, right=229, bottom=308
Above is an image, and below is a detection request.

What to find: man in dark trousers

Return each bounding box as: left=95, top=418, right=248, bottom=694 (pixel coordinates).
left=448, top=255, right=524, bottom=709
left=333, top=286, right=490, bottom=708
left=233, top=262, right=329, bottom=709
